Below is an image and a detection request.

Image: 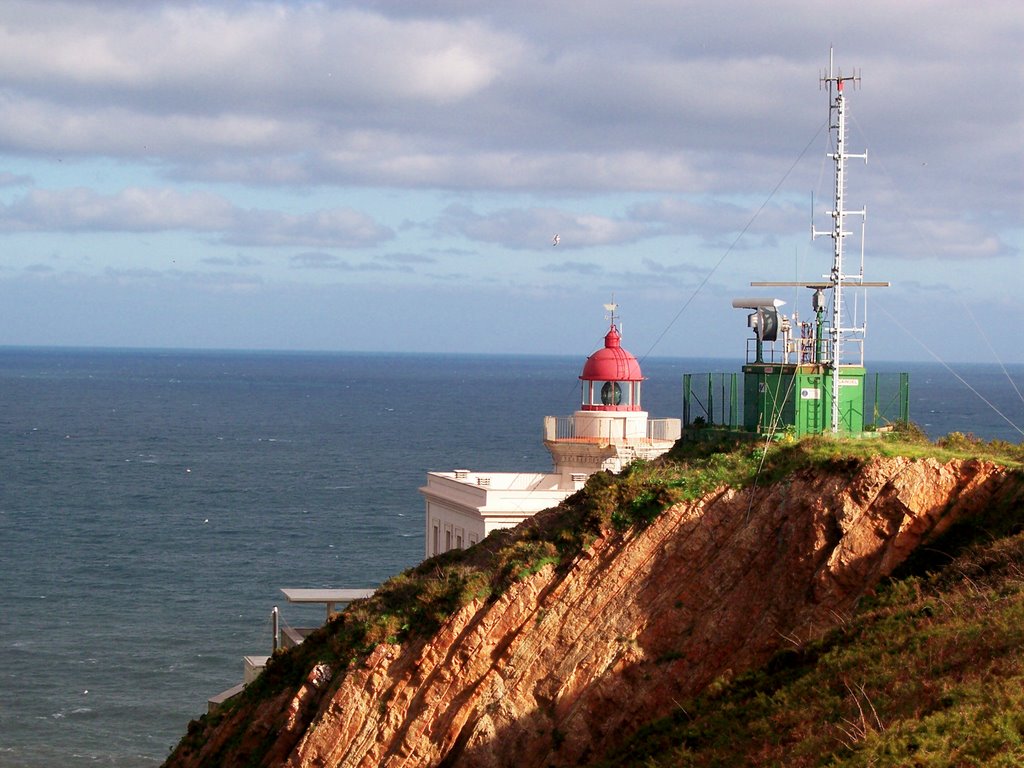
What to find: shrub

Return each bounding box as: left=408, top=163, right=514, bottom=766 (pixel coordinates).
left=938, top=431, right=981, bottom=450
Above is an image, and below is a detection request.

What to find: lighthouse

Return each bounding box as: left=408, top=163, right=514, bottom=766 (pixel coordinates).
left=543, top=314, right=678, bottom=486
left=420, top=306, right=681, bottom=558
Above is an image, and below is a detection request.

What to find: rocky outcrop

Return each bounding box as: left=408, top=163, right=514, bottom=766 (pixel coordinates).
left=166, top=455, right=1016, bottom=768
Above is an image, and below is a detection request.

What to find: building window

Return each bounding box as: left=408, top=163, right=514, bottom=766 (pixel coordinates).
left=445, top=529, right=451, bottom=551
left=432, top=524, right=439, bottom=556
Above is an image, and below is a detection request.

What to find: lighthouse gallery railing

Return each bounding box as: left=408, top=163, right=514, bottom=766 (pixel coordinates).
left=543, top=416, right=681, bottom=443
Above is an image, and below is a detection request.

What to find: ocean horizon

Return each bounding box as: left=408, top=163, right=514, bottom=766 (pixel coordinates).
left=1, top=347, right=1021, bottom=767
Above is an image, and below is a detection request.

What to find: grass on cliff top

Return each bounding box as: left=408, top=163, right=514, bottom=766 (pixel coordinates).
left=174, top=426, right=1023, bottom=764
left=671, top=421, right=1024, bottom=473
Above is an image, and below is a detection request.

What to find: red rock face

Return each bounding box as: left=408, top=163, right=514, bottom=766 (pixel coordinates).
left=166, top=456, right=1013, bottom=768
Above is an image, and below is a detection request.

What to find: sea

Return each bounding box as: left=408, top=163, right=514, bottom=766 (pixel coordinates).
left=0, top=348, right=1021, bottom=767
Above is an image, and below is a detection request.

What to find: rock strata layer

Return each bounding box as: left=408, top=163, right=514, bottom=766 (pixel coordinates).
left=166, top=456, right=1014, bottom=768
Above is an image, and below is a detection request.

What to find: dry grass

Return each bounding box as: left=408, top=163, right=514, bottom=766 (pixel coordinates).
left=597, top=505, right=1024, bottom=767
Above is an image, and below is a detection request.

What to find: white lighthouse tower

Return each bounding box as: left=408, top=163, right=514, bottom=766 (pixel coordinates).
left=420, top=306, right=680, bottom=558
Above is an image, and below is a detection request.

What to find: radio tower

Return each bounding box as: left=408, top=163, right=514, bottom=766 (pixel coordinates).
left=812, top=50, right=868, bottom=433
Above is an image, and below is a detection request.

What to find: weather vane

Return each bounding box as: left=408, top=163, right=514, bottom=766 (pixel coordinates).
left=603, top=296, right=618, bottom=327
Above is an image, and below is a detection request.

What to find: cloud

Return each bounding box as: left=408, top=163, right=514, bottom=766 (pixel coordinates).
left=862, top=202, right=1019, bottom=262
left=0, top=0, right=1017, bottom=216
left=377, top=252, right=436, bottom=265
left=0, top=0, right=1019, bottom=361
left=228, top=208, right=392, bottom=249
left=0, top=187, right=235, bottom=232
left=640, top=257, right=706, bottom=276
left=0, top=2, right=522, bottom=168
left=290, top=252, right=348, bottom=270
left=628, top=196, right=800, bottom=243
left=0, top=171, right=32, bottom=187
left=439, top=204, right=659, bottom=249
left=97, top=266, right=266, bottom=294
left=0, top=3, right=515, bottom=104
left=289, top=251, right=413, bottom=273
left=201, top=254, right=264, bottom=268
left=544, top=261, right=604, bottom=276
left=0, top=186, right=393, bottom=248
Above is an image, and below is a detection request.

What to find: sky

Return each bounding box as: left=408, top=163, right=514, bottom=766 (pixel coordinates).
left=0, top=1, right=1021, bottom=363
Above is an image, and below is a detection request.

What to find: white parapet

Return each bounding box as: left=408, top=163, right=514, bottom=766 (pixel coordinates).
left=420, top=470, right=575, bottom=558
left=572, top=410, right=650, bottom=441
left=244, top=655, right=269, bottom=685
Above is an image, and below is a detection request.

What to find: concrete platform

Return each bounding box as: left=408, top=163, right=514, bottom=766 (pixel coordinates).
left=280, top=587, right=375, bottom=619
left=208, top=682, right=245, bottom=713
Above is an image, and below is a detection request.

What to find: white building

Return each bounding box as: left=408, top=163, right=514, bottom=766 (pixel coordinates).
left=420, top=315, right=681, bottom=558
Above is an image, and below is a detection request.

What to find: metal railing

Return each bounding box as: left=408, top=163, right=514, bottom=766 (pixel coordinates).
left=682, top=370, right=910, bottom=433
left=683, top=373, right=740, bottom=429
left=864, top=371, right=911, bottom=428
left=543, top=415, right=680, bottom=443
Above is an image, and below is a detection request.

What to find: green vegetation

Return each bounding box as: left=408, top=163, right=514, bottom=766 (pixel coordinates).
left=671, top=422, right=1024, bottom=472
left=170, top=426, right=1024, bottom=767
left=596, top=522, right=1024, bottom=767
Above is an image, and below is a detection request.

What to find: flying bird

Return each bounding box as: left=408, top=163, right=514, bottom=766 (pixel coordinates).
left=552, top=234, right=560, bottom=246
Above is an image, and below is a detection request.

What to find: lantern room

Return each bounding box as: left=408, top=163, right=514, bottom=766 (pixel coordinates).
left=579, top=324, right=645, bottom=411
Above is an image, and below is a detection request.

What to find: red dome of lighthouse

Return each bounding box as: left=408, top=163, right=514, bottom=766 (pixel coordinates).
left=580, top=324, right=644, bottom=382
left=579, top=323, right=645, bottom=411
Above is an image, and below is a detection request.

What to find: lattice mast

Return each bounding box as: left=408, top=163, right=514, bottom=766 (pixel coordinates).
left=812, top=51, right=867, bottom=433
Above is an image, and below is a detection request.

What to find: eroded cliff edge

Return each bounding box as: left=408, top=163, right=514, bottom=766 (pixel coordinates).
left=165, top=446, right=1023, bottom=768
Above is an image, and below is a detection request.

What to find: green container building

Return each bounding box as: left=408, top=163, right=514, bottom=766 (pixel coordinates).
left=741, top=363, right=865, bottom=436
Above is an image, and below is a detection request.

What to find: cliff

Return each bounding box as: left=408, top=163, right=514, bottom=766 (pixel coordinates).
left=165, top=440, right=1024, bottom=767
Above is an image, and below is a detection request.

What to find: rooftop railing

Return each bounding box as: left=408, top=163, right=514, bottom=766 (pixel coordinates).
left=543, top=415, right=680, bottom=443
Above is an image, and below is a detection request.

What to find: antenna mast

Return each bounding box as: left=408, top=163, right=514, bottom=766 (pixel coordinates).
left=812, top=50, right=868, bottom=433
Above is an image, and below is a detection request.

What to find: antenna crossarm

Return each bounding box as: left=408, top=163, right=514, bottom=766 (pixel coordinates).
left=749, top=281, right=889, bottom=288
